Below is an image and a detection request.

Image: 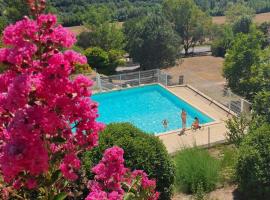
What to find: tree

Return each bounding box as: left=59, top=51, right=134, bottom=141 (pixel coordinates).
left=84, top=47, right=124, bottom=75
left=78, top=23, right=125, bottom=51
left=163, top=0, right=211, bottom=55
left=211, top=25, right=234, bottom=57
left=225, top=3, right=255, bottom=24
left=253, top=91, right=270, bottom=123
left=124, top=14, right=181, bottom=69
left=223, top=30, right=263, bottom=100
left=232, top=15, right=253, bottom=34
left=2, top=0, right=29, bottom=23
left=83, top=5, right=114, bottom=28
left=236, top=124, right=270, bottom=199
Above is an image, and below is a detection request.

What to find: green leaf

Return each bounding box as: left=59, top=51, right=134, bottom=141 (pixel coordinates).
left=53, top=193, right=67, bottom=200
left=124, top=192, right=136, bottom=200
left=51, top=170, right=61, bottom=184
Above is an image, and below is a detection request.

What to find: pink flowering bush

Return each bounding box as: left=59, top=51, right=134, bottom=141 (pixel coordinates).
left=86, top=147, right=159, bottom=200
left=0, top=0, right=158, bottom=199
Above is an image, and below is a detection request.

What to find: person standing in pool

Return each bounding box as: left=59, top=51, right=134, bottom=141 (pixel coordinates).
left=180, top=109, right=187, bottom=135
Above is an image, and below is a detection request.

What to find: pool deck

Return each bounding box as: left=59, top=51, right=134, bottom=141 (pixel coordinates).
left=158, top=85, right=234, bottom=154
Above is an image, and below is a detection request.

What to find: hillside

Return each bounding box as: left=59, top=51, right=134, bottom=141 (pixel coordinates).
left=48, top=0, right=270, bottom=26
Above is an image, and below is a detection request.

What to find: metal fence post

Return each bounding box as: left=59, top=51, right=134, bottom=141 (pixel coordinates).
left=208, top=127, right=210, bottom=148
left=97, top=73, right=102, bottom=92
left=120, top=74, right=122, bottom=88
left=139, top=71, right=141, bottom=85
left=157, top=69, right=160, bottom=83
left=165, top=74, right=168, bottom=87
left=240, top=99, right=244, bottom=113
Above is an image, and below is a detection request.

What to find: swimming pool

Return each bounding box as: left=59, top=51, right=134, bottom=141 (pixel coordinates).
left=92, top=84, right=214, bottom=134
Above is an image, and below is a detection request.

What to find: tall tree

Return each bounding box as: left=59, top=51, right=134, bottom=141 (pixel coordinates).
left=225, top=3, right=255, bottom=24
left=223, top=30, right=263, bottom=100
left=124, top=14, right=181, bottom=69
left=77, top=23, right=125, bottom=51
left=163, top=0, right=211, bottom=55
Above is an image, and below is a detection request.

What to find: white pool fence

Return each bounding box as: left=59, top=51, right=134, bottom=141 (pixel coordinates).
left=92, top=69, right=169, bottom=91
left=81, top=68, right=252, bottom=115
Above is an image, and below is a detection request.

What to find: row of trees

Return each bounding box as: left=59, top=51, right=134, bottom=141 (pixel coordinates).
left=220, top=3, right=270, bottom=199
left=76, top=0, right=212, bottom=73
left=47, top=0, right=270, bottom=26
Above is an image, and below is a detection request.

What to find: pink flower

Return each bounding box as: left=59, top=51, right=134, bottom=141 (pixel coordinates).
left=12, top=179, right=22, bottom=190
left=92, top=146, right=127, bottom=192
left=0, top=9, right=158, bottom=199
left=51, top=26, right=76, bottom=48
left=64, top=50, right=87, bottom=65
left=26, top=179, right=37, bottom=189
left=1, top=136, right=48, bottom=183
left=1, top=187, right=10, bottom=200
left=85, top=190, right=108, bottom=200
left=37, top=14, right=57, bottom=27
left=59, top=153, right=81, bottom=181
left=3, top=18, right=38, bottom=46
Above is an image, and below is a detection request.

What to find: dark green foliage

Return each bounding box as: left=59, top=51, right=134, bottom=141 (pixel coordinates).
left=211, top=39, right=227, bottom=57
left=223, top=30, right=263, bottom=100
left=124, top=14, right=181, bottom=69
left=82, top=123, right=175, bottom=200
left=174, top=147, right=220, bottom=194
left=258, top=22, right=270, bottom=48
left=84, top=47, right=124, bottom=75
left=77, top=24, right=125, bottom=51
left=253, top=91, right=270, bottom=123
left=232, top=15, right=252, bottom=34
left=211, top=25, right=234, bottom=57
left=236, top=124, right=270, bottom=199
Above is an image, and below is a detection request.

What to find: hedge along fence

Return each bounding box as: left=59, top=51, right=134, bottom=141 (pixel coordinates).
left=82, top=123, right=175, bottom=200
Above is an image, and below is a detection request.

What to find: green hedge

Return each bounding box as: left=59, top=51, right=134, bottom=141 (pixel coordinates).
left=174, top=147, right=220, bottom=194
left=236, top=124, right=270, bottom=199
left=82, top=123, right=175, bottom=200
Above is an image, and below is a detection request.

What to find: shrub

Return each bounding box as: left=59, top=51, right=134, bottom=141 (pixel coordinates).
left=82, top=123, right=175, bottom=200
left=84, top=47, right=124, bottom=75
left=211, top=39, right=226, bottom=57
left=236, top=124, right=270, bottom=199
left=225, top=114, right=251, bottom=147
left=84, top=47, right=110, bottom=73
left=174, top=147, right=220, bottom=194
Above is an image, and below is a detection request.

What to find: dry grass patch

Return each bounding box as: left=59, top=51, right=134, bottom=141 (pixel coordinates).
left=213, top=12, right=270, bottom=25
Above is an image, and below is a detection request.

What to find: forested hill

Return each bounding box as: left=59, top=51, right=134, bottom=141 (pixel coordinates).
left=1, top=0, right=270, bottom=27
left=48, top=0, right=270, bottom=26
left=48, top=0, right=162, bottom=26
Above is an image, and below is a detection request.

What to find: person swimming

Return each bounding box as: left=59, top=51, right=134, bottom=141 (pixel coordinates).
left=162, top=119, right=169, bottom=129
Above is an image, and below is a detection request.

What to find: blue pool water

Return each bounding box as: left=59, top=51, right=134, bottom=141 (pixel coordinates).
left=92, top=85, right=214, bottom=134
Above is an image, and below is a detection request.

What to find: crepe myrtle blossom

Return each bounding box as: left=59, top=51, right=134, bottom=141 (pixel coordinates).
left=0, top=1, right=158, bottom=199
left=0, top=11, right=103, bottom=189
left=86, top=147, right=160, bottom=200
